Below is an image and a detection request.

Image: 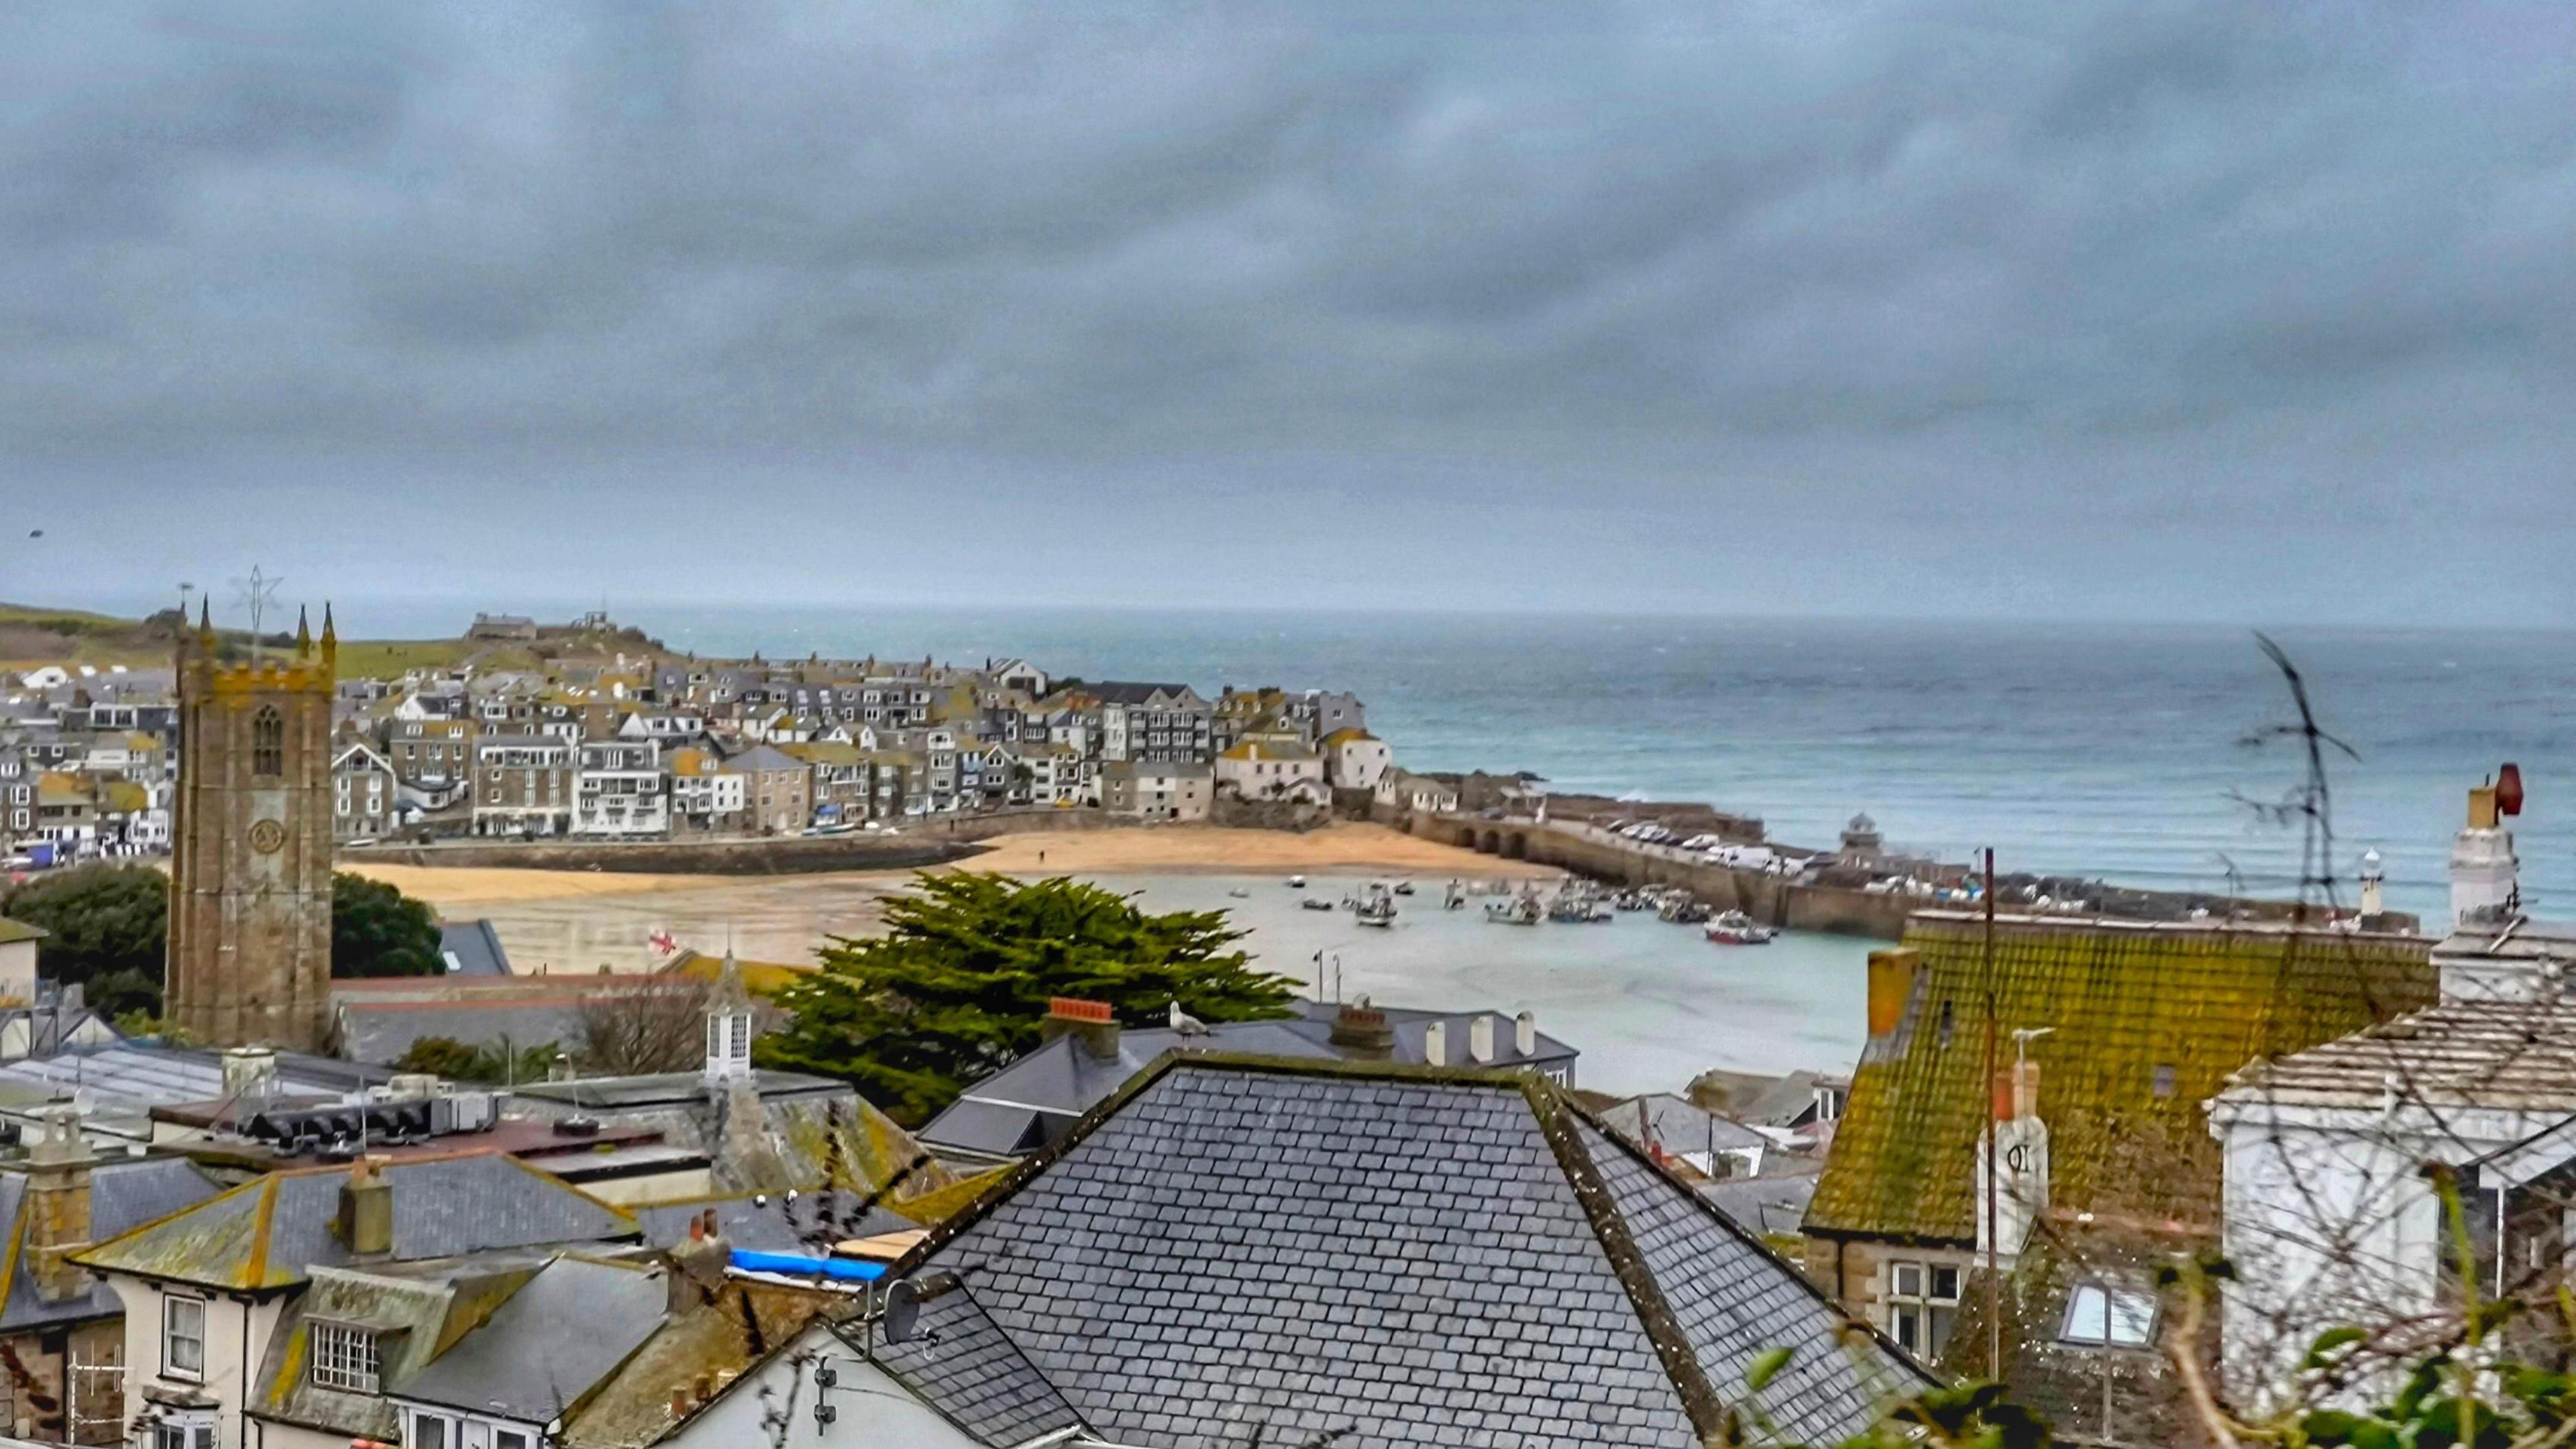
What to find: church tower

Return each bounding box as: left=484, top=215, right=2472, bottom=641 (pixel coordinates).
left=166, top=602, right=336, bottom=1051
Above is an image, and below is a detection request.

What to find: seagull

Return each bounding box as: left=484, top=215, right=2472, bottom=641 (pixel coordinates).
left=1168, top=1001, right=1210, bottom=1036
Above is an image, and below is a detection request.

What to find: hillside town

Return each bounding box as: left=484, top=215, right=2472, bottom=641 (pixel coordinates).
left=3, top=609, right=1450, bottom=866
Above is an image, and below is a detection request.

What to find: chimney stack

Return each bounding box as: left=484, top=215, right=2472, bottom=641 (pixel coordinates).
left=1469, top=1015, right=1495, bottom=1065
left=2452, top=775, right=2522, bottom=928
left=1328, top=998, right=1395, bottom=1058
left=1423, top=1020, right=1446, bottom=1067
left=1038, top=998, right=1121, bottom=1061
left=667, top=1206, right=729, bottom=1315
left=25, top=1107, right=94, bottom=1305
left=1514, top=1011, right=1536, bottom=1058
left=337, top=1157, right=393, bottom=1258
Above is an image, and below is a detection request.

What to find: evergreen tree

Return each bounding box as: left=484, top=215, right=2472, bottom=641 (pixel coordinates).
left=330, top=871, right=445, bottom=978
left=1, top=862, right=166, bottom=996
left=759, top=871, right=1297, bottom=1124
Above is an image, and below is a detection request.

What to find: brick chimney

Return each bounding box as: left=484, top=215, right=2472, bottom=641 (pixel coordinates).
left=1865, top=949, right=1919, bottom=1040
left=666, top=1206, right=730, bottom=1315
left=1038, top=998, right=1120, bottom=1060
left=24, top=1107, right=93, bottom=1305
left=1328, top=998, right=1394, bottom=1058
left=336, top=1157, right=393, bottom=1258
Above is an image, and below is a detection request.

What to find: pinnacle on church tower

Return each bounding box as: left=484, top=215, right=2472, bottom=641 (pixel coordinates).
left=320, top=602, right=337, bottom=671
left=295, top=605, right=312, bottom=657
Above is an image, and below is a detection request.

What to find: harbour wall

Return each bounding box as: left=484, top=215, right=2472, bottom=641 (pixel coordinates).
left=352, top=807, right=1130, bottom=876
left=1383, top=809, right=1918, bottom=941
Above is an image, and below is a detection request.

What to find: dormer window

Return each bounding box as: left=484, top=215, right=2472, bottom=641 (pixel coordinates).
left=311, top=1322, right=382, bottom=1392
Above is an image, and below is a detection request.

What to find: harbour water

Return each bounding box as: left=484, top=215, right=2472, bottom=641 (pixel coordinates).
left=1101, top=873, right=1872, bottom=1098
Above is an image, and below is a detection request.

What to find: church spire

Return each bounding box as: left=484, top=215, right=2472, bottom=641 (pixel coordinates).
left=295, top=606, right=312, bottom=657
left=319, top=604, right=337, bottom=674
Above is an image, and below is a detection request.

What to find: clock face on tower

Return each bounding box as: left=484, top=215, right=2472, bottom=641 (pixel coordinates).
left=248, top=818, right=287, bottom=855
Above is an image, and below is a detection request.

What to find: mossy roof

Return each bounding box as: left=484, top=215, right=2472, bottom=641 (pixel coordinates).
left=1806, top=912, right=2434, bottom=1246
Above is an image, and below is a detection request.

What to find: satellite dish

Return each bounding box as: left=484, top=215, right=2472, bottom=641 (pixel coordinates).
left=883, top=1279, right=921, bottom=1344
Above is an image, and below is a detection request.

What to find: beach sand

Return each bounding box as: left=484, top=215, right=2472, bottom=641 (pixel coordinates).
left=344, top=822, right=1540, bottom=973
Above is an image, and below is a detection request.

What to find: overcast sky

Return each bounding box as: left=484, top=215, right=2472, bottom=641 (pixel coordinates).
left=3, top=3, right=2571, bottom=625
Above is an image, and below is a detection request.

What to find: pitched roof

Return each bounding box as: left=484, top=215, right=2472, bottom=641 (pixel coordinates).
left=864, top=1274, right=1085, bottom=1446
left=0, top=1157, right=222, bottom=1332
left=397, top=1255, right=668, bottom=1422
left=436, top=919, right=511, bottom=977
left=918, top=1000, right=1580, bottom=1161
left=75, top=1152, right=639, bottom=1291
left=631, top=1190, right=914, bottom=1253
left=899, top=1056, right=1926, bottom=1448
left=2212, top=998, right=2576, bottom=1114
left=720, top=745, right=805, bottom=774
left=1808, top=912, right=2435, bottom=1245
left=0, top=918, right=44, bottom=947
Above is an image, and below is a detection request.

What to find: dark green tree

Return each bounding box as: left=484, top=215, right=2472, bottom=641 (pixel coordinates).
left=389, top=1034, right=561, bottom=1084
left=0, top=863, right=167, bottom=1001
left=758, top=871, right=1298, bottom=1124
left=331, top=871, right=445, bottom=979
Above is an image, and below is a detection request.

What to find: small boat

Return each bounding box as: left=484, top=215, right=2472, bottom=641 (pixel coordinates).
left=1658, top=895, right=1711, bottom=924
left=1485, top=894, right=1543, bottom=926
left=1226, top=887, right=1252, bottom=899
left=1301, top=897, right=1337, bottom=912
left=1613, top=889, right=1656, bottom=912
left=1442, top=879, right=1466, bottom=910
left=1705, top=910, right=1778, bottom=945
left=1286, top=875, right=1307, bottom=889
left=1355, top=884, right=1397, bottom=928
left=1391, top=880, right=1415, bottom=896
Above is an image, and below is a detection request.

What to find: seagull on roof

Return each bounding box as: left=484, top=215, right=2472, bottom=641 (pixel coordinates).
left=1168, top=1000, right=1210, bottom=1036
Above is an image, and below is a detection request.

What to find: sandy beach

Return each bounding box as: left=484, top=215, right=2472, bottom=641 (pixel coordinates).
left=343, top=823, right=1544, bottom=973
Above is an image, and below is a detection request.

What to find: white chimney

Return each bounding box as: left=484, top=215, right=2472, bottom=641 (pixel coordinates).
left=1423, top=1020, right=1446, bottom=1067
left=1975, top=1061, right=2049, bottom=1265
left=1514, top=1011, right=1536, bottom=1058
left=2358, top=849, right=2385, bottom=919
left=2451, top=783, right=2520, bottom=929
left=1469, top=1015, right=1495, bottom=1064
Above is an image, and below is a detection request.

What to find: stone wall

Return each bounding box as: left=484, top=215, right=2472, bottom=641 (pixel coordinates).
left=354, top=806, right=1136, bottom=876
left=1377, top=808, right=1920, bottom=941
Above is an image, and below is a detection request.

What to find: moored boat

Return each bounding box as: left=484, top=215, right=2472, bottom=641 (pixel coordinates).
left=1704, top=910, right=1777, bottom=945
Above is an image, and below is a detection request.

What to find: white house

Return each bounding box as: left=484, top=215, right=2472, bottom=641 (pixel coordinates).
left=572, top=739, right=669, bottom=837
left=2210, top=777, right=2569, bottom=1407
left=1373, top=768, right=1459, bottom=814
left=1214, top=740, right=1325, bottom=804
left=1321, top=729, right=1391, bottom=791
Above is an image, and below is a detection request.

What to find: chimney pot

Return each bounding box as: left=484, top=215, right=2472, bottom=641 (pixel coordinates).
left=1328, top=999, right=1394, bottom=1058
left=1514, top=1011, right=1536, bottom=1058
left=1423, top=1020, right=1446, bottom=1067
left=1041, top=998, right=1122, bottom=1059
left=1469, top=1015, right=1495, bottom=1064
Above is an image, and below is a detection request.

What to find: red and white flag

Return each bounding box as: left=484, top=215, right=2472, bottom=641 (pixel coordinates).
left=647, top=929, right=678, bottom=955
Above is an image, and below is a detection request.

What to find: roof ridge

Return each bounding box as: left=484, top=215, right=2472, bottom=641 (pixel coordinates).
left=244, top=1174, right=279, bottom=1288
left=1525, top=1079, right=1733, bottom=1447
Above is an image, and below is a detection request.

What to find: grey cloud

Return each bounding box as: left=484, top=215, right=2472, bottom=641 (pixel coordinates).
left=0, top=1, right=2569, bottom=621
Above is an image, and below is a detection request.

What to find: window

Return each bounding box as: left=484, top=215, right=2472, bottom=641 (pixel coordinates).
left=252, top=706, right=285, bottom=777
left=311, top=1322, right=382, bottom=1391
left=494, top=1430, right=531, bottom=1449
left=163, top=1295, right=207, bottom=1379
left=1885, top=1260, right=1961, bottom=1356
left=153, top=1416, right=215, bottom=1449
left=2061, top=1283, right=2159, bottom=1348
left=411, top=1411, right=450, bottom=1449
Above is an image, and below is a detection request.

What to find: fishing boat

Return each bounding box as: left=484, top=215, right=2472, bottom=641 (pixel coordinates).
left=1704, top=910, right=1778, bottom=945
left=1485, top=893, right=1543, bottom=926
left=1391, top=880, right=1415, bottom=896
left=1301, top=897, right=1337, bottom=912
left=1355, top=883, right=1398, bottom=928
left=1613, top=888, right=1657, bottom=912
left=1658, top=895, right=1711, bottom=924
left=1285, top=875, right=1307, bottom=889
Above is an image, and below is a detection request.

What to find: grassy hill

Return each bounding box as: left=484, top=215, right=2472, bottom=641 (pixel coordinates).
left=1, top=602, right=632, bottom=677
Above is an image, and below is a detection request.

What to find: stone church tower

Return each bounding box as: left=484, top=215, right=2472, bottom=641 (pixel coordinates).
left=166, top=602, right=336, bottom=1051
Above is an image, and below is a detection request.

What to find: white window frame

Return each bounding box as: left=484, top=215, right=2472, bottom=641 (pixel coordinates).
left=311, top=1321, right=382, bottom=1392
left=1884, top=1260, right=1962, bottom=1357
left=162, top=1293, right=207, bottom=1381
left=152, top=1411, right=217, bottom=1449
left=409, top=1409, right=455, bottom=1449
left=2060, top=1281, right=2159, bottom=1349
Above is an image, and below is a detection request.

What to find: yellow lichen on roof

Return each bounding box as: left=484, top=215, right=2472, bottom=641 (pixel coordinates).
left=659, top=949, right=811, bottom=998
left=1807, top=914, right=2435, bottom=1246
left=557, top=1282, right=838, bottom=1449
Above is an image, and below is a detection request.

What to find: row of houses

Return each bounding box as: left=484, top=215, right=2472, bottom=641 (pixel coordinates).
left=6, top=644, right=1412, bottom=853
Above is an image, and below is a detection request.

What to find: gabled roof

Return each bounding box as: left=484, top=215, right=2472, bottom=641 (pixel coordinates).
left=0, top=918, right=45, bottom=948
left=75, top=1152, right=639, bottom=1292
left=1809, top=912, right=2434, bottom=1246
left=720, top=745, right=805, bottom=774
left=898, top=1055, right=1926, bottom=1448
left=0, top=1157, right=221, bottom=1332
left=398, top=1255, right=667, bottom=1423
left=2212, top=998, right=2576, bottom=1114
left=863, top=1274, right=1085, bottom=1446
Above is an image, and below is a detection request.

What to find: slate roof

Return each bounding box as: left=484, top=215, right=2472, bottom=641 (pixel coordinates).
left=898, top=1056, right=1926, bottom=1448
left=0, top=1044, right=392, bottom=1142
left=76, top=1151, right=639, bottom=1291
left=2212, top=999, right=2576, bottom=1113
left=1603, top=1093, right=1773, bottom=1157
left=919, top=999, right=1580, bottom=1163
left=437, top=919, right=511, bottom=977
left=865, top=1273, right=1085, bottom=1447
left=399, top=1256, right=668, bottom=1422
left=1809, top=912, right=2434, bottom=1246
left=633, top=1190, right=915, bottom=1252
left=0, top=1156, right=222, bottom=1331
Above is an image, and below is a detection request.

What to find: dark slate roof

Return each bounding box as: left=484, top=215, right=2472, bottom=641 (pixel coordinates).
left=900, top=1057, right=1927, bottom=1449
left=398, top=1256, right=668, bottom=1421
left=866, top=1274, right=1085, bottom=1448
left=0, top=1157, right=223, bottom=1330
left=437, top=919, right=512, bottom=977
left=918, top=1000, right=1579, bottom=1162
left=633, top=1191, right=914, bottom=1253
left=1697, top=1171, right=1821, bottom=1240
left=335, top=998, right=587, bottom=1067
left=76, top=1152, right=639, bottom=1291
